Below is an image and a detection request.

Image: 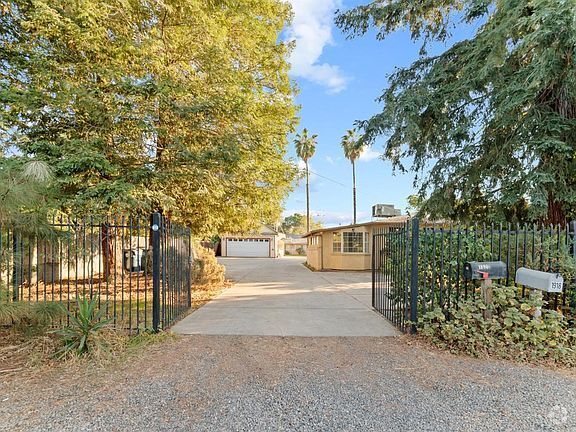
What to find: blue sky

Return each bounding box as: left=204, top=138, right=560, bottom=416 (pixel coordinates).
left=283, top=0, right=476, bottom=226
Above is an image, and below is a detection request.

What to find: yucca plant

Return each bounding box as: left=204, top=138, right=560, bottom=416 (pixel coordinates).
left=55, top=296, right=111, bottom=358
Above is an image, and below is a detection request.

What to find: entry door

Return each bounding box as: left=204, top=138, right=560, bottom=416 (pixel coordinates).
left=226, top=238, right=270, bottom=257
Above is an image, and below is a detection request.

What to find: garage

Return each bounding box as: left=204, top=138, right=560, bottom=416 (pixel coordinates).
left=226, top=238, right=270, bottom=257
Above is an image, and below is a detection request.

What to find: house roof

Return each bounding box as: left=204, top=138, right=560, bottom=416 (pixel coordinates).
left=302, top=216, right=410, bottom=238
left=260, top=224, right=279, bottom=235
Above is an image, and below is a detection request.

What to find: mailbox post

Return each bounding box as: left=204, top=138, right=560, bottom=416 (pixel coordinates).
left=463, top=261, right=507, bottom=319
left=515, top=267, right=564, bottom=318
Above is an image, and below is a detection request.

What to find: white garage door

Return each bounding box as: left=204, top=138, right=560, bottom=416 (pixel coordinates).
left=226, top=238, right=270, bottom=257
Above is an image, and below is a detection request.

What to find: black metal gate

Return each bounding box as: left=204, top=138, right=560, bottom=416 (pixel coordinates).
left=372, top=220, right=419, bottom=333
left=151, top=213, right=192, bottom=331
left=0, top=212, right=192, bottom=332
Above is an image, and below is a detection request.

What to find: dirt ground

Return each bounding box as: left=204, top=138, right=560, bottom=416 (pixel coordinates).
left=0, top=282, right=225, bottom=379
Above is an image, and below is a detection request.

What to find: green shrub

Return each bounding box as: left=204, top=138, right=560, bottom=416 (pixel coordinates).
left=419, top=285, right=576, bottom=366
left=54, top=296, right=111, bottom=358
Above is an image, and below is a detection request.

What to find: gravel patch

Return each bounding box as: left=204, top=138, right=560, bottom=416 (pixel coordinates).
left=1, top=335, right=575, bottom=431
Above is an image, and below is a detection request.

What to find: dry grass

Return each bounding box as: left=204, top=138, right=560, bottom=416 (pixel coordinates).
left=0, top=326, right=179, bottom=384
left=192, top=245, right=227, bottom=289
left=0, top=247, right=230, bottom=380
left=0, top=329, right=60, bottom=378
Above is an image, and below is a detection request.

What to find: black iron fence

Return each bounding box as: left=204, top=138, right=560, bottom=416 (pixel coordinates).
left=372, top=220, right=419, bottom=332
left=0, top=212, right=192, bottom=331
left=373, top=219, right=576, bottom=332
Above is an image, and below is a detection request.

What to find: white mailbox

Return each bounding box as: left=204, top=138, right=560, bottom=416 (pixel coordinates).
left=515, top=267, right=564, bottom=293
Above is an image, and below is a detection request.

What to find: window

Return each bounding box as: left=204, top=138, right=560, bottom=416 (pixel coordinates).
left=343, top=232, right=365, bottom=253
left=332, top=231, right=368, bottom=253
left=332, top=232, right=342, bottom=252
left=309, top=236, right=320, bottom=246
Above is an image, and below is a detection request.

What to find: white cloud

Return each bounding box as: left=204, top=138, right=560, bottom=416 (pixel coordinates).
left=286, top=0, right=349, bottom=93
left=325, top=156, right=334, bottom=164
left=358, top=146, right=381, bottom=162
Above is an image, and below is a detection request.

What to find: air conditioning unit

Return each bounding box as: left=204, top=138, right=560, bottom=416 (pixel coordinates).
left=372, top=204, right=401, bottom=218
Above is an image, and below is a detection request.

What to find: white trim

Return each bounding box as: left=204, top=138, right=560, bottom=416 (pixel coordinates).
left=332, top=231, right=369, bottom=254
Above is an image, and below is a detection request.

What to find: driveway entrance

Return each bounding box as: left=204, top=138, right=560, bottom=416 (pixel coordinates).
left=172, top=257, right=398, bottom=336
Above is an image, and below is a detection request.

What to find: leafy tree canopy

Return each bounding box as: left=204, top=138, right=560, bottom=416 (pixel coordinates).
left=294, top=128, right=317, bottom=162
left=337, top=0, right=576, bottom=225
left=1, top=0, right=298, bottom=236
left=281, top=213, right=323, bottom=234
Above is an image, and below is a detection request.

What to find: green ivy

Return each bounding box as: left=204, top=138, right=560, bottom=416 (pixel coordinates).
left=419, top=285, right=576, bottom=366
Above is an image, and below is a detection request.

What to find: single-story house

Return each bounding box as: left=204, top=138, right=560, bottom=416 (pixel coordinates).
left=283, top=234, right=307, bottom=255
left=221, top=225, right=285, bottom=258
left=303, top=216, right=409, bottom=271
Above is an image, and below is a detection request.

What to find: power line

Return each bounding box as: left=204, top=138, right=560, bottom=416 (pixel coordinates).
left=299, top=168, right=347, bottom=187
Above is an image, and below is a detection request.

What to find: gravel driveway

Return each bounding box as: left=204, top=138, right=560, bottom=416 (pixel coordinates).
left=1, top=335, right=575, bottom=431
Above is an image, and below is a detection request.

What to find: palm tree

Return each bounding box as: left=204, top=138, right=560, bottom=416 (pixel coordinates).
left=341, top=129, right=363, bottom=225
left=294, top=128, right=317, bottom=232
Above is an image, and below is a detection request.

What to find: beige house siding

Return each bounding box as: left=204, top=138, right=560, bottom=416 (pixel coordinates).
left=305, top=217, right=409, bottom=271
left=307, top=228, right=371, bottom=271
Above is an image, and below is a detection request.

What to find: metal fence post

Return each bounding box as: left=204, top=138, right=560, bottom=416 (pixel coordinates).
left=571, top=221, right=576, bottom=285
left=371, top=229, right=376, bottom=308
left=410, top=218, right=420, bottom=334
left=12, top=232, right=19, bottom=301
left=571, top=221, right=576, bottom=259
left=151, top=212, right=162, bottom=332
left=187, top=229, right=192, bottom=308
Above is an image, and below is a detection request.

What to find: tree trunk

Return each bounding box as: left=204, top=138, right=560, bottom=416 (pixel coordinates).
left=12, top=232, right=20, bottom=301
left=352, top=160, right=357, bottom=225
left=306, top=160, right=310, bottom=233
left=546, top=191, right=566, bottom=226
left=101, top=223, right=115, bottom=280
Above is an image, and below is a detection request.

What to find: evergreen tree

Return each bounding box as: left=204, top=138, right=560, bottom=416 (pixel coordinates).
left=337, top=0, right=576, bottom=224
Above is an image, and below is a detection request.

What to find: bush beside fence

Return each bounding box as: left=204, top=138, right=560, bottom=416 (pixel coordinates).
left=373, top=219, right=576, bottom=332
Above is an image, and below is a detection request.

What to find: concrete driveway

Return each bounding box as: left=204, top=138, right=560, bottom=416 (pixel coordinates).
left=172, top=257, right=398, bottom=337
